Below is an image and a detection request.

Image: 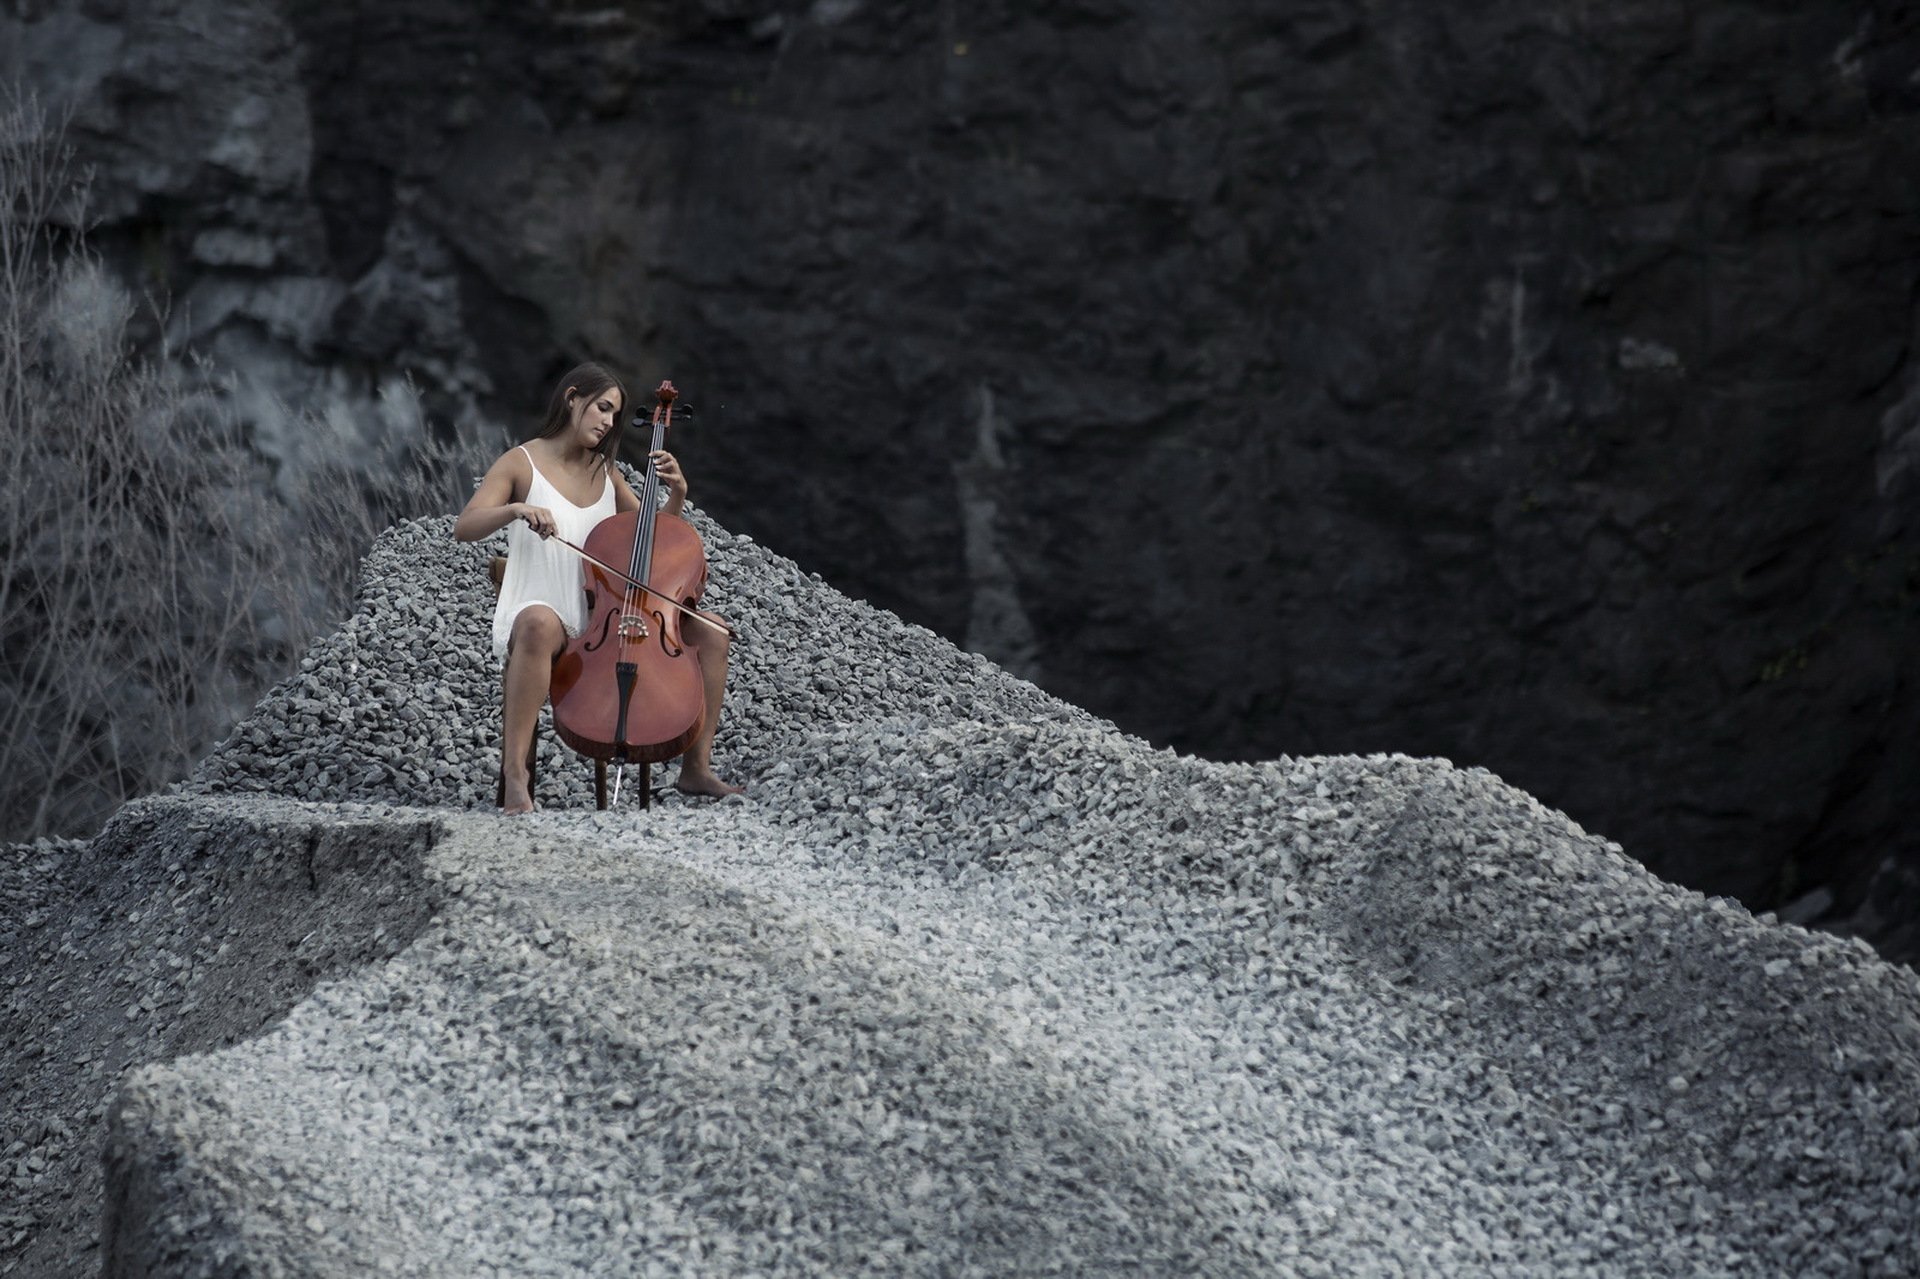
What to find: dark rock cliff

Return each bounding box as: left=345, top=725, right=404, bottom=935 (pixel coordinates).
left=5, top=0, right=1918, bottom=959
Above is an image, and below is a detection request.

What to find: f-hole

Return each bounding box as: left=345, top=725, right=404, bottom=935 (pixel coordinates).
left=583, top=607, right=617, bottom=654
left=653, top=608, right=682, bottom=657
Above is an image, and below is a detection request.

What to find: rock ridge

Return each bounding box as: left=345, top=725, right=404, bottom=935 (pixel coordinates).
left=37, top=509, right=1915, bottom=1275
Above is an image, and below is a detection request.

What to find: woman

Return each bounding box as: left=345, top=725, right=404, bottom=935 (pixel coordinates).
left=454, top=362, right=742, bottom=812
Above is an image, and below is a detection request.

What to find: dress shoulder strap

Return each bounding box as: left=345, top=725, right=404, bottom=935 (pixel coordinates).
left=515, top=444, right=545, bottom=496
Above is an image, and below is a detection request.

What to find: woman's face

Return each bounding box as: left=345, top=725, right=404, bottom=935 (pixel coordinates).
left=569, top=386, right=622, bottom=449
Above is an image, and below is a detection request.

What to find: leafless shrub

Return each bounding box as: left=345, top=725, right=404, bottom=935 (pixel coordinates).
left=0, top=94, right=472, bottom=841
left=283, top=373, right=476, bottom=629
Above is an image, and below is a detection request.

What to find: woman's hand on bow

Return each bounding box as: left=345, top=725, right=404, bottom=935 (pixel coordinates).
left=515, top=503, right=558, bottom=538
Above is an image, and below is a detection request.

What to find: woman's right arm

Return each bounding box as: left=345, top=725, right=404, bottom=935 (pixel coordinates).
left=453, top=450, right=555, bottom=541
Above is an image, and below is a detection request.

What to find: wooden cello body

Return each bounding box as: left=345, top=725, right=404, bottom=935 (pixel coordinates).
left=549, top=382, right=708, bottom=767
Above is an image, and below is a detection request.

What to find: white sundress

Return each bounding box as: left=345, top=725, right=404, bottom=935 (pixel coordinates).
left=491, top=445, right=618, bottom=661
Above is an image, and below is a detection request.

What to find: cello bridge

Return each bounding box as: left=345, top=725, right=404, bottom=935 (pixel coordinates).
left=618, top=614, right=650, bottom=640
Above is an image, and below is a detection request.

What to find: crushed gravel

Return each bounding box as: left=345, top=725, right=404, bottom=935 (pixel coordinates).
left=6, top=496, right=1918, bottom=1276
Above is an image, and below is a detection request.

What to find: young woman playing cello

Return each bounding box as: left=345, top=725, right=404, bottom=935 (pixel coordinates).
left=454, top=363, right=742, bottom=813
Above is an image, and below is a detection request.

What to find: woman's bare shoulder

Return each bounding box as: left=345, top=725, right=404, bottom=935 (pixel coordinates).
left=491, top=442, right=539, bottom=473
left=473, top=443, right=535, bottom=497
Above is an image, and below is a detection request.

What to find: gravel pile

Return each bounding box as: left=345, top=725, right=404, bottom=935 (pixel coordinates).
left=184, top=502, right=1080, bottom=814
left=34, top=503, right=1920, bottom=1274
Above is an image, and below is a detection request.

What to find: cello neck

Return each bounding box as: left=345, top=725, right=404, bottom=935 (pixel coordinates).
left=628, top=381, right=677, bottom=586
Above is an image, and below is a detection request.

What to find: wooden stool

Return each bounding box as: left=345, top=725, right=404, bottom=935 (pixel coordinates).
left=490, top=555, right=647, bottom=811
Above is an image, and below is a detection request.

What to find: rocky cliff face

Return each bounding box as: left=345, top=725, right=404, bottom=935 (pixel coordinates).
left=5, top=0, right=1918, bottom=956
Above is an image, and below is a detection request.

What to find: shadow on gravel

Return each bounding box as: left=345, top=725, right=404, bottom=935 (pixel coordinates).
left=1, top=795, right=442, bottom=1279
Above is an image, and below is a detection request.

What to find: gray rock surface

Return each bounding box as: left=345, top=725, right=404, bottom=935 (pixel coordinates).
left=5, top=0, right=1918, bottom=958
left=4, top=507, right=1903, bottom=1275
left=1, top=801, right=438, bottom=1277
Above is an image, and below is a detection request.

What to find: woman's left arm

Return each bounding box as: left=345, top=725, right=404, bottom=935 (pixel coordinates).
left=650, top=450, right=688, bottom=519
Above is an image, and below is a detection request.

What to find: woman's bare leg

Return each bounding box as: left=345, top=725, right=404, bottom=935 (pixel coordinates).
left=677, top=612, right=743, bottom=797
left=501, top=606, right=567, bottom=813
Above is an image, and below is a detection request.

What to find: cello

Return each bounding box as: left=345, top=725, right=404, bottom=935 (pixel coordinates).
left=547, top=380, right=714, bottom=806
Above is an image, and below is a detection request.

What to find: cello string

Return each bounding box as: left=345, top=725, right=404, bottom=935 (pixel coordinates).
left=634, top=406, right=665, bottom=598
left=625, top=405, right=663, bottom=623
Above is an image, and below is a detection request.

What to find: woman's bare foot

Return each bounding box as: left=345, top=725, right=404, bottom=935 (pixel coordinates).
left=674, top=766, right=744, bottom=798
left=502, top=765, right=536, bottom=814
